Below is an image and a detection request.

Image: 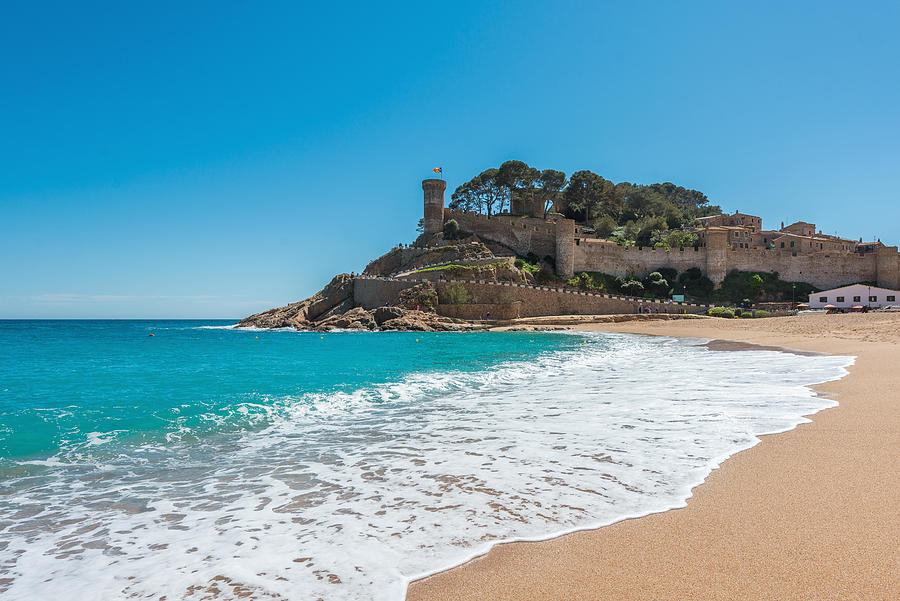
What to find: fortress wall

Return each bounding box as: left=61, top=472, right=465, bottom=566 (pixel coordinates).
left=446, top=211, right=559, bottom=258
left=574, top=240, right=707, bottom=277
left=725, top=249, right=877, bottom=288
left=572, top=238, right=887, bottom=289
left=353, top=278, right=418, bottom=309
left=435, top=281, right=702, bottom=317
left=353, top=277, right=706, bottom=317
left=436, top=303, right=522, bottom=320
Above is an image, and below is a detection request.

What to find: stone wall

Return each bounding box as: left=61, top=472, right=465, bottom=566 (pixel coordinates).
left=353, top=277, right=417, bottom=309
left=353, top=277, right=706, bottom=317
left=439, top=281, right=698, bottom=317
left=574, top=239, right=708, bottom=278
left=573, top=236, right=897, bottom=290
left=445, top=210, right=562, bottom=260
left=436, top=302, right=521, bottom=320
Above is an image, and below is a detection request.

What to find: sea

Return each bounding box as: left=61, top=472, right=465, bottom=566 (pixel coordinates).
left=0, top=320, right=853, bottom=600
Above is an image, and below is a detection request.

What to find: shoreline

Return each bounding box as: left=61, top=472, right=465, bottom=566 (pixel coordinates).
left=407, top=313, right=900, bottom=600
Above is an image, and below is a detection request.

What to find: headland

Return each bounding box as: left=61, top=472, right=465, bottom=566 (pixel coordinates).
left=239, top=169, right=898, bottom=331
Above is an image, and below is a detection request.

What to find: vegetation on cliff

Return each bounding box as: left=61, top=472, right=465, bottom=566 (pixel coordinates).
left=565, top=266, right=816, bottom=305
left=449, top=160, right=721, bottom=244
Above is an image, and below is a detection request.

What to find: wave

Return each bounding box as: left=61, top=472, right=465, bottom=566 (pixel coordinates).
left=0, top=333, right=853, bottom=600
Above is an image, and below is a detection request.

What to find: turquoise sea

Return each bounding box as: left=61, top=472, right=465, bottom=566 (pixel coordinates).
left=0, top=320, right=852, bottom=600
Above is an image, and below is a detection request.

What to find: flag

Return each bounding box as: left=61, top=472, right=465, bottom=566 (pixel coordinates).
left=433, top=167, right=442, bottom=174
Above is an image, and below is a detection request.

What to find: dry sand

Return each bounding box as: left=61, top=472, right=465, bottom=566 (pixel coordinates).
left=407, top=312, right=900, bottom=601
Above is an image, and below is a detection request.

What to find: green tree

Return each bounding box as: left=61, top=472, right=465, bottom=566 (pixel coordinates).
left=443, top=219, right=460, bottom=239
left=620, top=279, right=645, bottom=296
left=644, top=272, right=669, bottom=297
left=450, top=169, right=505, bottom=216
left=594, top=214, right=617, bottom=237
left=565, top=170, right=611, bottom=224
left=665, top=230, right=699, bottom=249
left=498, top=160, right=540, bottom=215
left=635, top=216, right=668, bottom=246
left=536, top=169, right=567, bottom=218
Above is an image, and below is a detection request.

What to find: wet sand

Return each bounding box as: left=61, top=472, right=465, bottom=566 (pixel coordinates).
left=407, top=312, right=900, bottom=600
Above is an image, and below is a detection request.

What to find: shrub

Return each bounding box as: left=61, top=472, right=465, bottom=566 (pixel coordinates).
left=441, top=282, right=472, bottom=305
left=721, top=308, right=735, bottom=318
left=443, top=219, right=460, bottom=239
left=740, top=310, right=754, bottom=318
left=620, top=280, right=645, bottom=296
left=594, top=215, right=617, bottom=238
left=753, top=310, right=771, bottom=318
left=708, top=306, right=725, bottom=317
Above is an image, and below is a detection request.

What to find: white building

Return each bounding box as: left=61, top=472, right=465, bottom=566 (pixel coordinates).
left=808, top=284, right=899, bottom=309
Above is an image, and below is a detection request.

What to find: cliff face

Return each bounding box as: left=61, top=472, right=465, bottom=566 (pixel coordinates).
left=237, top=240, right=527, bottom=332
left=236, top=274, right=355, bottom=329
left=236, top=275, right=481, bottom=332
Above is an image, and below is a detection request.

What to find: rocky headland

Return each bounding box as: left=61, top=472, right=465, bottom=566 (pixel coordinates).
left=236, top=237, right=522, bottom=332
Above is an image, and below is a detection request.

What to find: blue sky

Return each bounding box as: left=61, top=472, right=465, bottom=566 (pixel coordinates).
left=2, top=1, right=898, bottom=318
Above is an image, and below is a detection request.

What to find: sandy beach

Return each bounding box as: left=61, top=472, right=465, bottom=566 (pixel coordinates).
left=408, top=312, right=900, bottom=600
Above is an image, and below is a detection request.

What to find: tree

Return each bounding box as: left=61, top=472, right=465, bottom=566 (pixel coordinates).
left=565, top=170, right=609, bottom=224
left=620, top=280, right=645, bottom=296
left=644, top=271, right=669, bottom=297
left=635, top=216, right=668, bottom=246
left=443, top=219, right=460, bottom=239
left=536, top=169, right=567, bottom=218
left=450, top=169, right=505, bottom=216
left=594, top=215, right=617, bottom=237
left=498, top=160, right=540, bottom=216
left=664, top=230, right=699, bottom=249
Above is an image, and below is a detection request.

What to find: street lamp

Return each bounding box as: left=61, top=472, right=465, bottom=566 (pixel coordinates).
left=792, top=284, right=796, bottom=309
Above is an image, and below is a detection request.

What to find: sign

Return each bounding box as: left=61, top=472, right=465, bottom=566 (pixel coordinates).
left=672, top=294, right=685, bottom=302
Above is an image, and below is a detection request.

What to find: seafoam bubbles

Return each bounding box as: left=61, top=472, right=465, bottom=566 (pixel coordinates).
left=0, top=333, right=852, bottom=601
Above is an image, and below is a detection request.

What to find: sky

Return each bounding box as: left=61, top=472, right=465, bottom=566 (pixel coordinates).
left=2, top=1, right=898, bottom=318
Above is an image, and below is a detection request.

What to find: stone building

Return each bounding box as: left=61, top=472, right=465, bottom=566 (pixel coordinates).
left=422, top=179, right=900, bottom=290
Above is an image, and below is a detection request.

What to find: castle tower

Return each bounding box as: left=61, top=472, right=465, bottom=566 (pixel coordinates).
left=555, top=219, right=575, bottom=279
left=422, top=179, right=446, bottom=235
left=875, top=245, right=900, bottom=289
left=705, top=228, right=729, bottom=285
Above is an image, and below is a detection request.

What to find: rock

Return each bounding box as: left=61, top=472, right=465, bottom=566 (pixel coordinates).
left=373, top=306, right=404, bottom=325
left=237, top=274, right=354, bottom=329
left=317, top=307, right=376, bottom=330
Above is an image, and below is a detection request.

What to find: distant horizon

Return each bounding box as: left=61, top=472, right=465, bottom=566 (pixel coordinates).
left=2, top=1, right=898, bottom=318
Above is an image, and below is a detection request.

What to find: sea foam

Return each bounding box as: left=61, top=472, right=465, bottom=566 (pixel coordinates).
left=0, top=332, right=852, bottom=600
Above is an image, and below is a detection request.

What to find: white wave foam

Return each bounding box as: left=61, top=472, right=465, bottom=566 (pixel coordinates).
left=0, top=333, right=852, bottom=601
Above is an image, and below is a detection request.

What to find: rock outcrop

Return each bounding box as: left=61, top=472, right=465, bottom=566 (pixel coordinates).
left=236, top=274, right=481, bottom=332
left=236, top=274, right=354, bottom=329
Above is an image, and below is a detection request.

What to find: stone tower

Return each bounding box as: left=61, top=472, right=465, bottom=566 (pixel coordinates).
left=875, top=245, right=900, bottom=289
left=555, top=219, right=575, bottom=279
left=704, top=229, right=729, bottom=284
left=422, top=179, right=446, bottom=235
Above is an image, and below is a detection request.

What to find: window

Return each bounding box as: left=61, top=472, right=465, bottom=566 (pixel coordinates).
left=888, top=296, right=896, bottom=302
left=869, top=296, right=877, bottom=302
left=790, top=241, right=795, bottom=247
left=836, top=296, right=844, bottom=302
left=781, top=242, right=785, bottom=248
left=853, top=296, right=861, bottom=302
left=819, top=296, right=828, bottom=302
